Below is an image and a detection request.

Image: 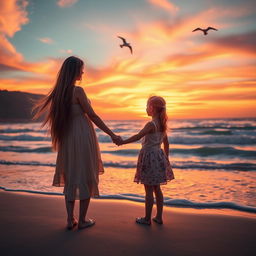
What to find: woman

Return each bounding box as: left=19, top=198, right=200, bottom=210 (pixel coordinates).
left=34, top=56, right=120, bottom=229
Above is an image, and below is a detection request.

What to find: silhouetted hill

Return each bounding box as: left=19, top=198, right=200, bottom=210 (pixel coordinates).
left=0, top=90, right=44, bottom=122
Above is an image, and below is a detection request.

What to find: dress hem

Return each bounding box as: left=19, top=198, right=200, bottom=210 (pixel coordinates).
left=133, top=177, right=174, bottom=186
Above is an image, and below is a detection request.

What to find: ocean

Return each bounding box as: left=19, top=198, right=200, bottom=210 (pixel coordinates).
left=0, top=118, right=255, bottom=213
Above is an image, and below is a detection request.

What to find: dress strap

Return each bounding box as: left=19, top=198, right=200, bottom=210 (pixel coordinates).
left=151, top=120, right=158, bottom=132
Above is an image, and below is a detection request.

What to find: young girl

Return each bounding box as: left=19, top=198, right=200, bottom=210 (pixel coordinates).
left=34, top=56, right=120, bottom=230
left=118, top=96, right=174, bottom=225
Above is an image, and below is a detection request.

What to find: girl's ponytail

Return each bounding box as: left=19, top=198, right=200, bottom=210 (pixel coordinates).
left=159, top=106, right=168, bottom=133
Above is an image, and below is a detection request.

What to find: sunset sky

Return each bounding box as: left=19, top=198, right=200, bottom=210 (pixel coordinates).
left=0, top=0, right=256, bottom=119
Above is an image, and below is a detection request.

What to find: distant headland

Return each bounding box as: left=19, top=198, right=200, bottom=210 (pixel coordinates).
left=0, top=90, right=44, bottom=122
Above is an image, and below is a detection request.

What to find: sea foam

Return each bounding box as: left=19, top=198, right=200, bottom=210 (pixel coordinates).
left=0, top=187, right=255, bottom=213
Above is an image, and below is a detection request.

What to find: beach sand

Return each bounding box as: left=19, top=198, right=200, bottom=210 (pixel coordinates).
left=0, top=191, right=255, bottom=256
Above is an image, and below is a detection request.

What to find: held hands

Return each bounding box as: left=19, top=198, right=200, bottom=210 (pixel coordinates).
left=115, top=137, right=123, bottom=146
left=111, top=134, right=123, bottom=146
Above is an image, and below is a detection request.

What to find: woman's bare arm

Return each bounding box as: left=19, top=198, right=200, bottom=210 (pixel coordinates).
left=76, top=86, right=117, bottom=140
left=121, top=122, right=154, bottom=145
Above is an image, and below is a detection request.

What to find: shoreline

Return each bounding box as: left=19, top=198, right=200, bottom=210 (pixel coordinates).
left=0, top=187, right=256, bottom=219
left=1, top=190, right=255, bottom=256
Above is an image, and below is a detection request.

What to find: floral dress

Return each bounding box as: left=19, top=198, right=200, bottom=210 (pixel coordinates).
left=134, top=121, right=174, bottom=185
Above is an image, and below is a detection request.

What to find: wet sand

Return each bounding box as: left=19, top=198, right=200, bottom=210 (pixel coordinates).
left=0, top=191, right=255, bottom=256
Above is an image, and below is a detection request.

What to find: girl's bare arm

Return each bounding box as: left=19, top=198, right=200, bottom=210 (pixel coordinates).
left=121, top=122, right=154, bottom=145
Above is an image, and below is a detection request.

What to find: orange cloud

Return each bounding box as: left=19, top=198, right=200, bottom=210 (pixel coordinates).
left=59, top=49, right=73, bottom=54
left=0, top=34, right=23, bottom=69
left=131, top=5, right=253, bottom=49
left=0, top=0, right=29, bottom=37
left=0, top=0, right=28, bottom=71
left=148, top=0, right=179, bottom=14
left=0, top=0, right=79, bottom=89
left=0, top=0, right=60, bottom=75
left=38, top=37, right=54, bottom=44
left=0, top=77, right=52, bottom=94
left=57, top=0, right=78, bottom=8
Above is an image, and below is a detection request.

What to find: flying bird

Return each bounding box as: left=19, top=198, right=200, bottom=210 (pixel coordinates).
left=192, top=27, right=218, bottom=35
left=117, top=36, right=133, bottom=54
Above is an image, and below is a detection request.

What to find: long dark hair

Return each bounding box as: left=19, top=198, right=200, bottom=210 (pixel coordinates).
left=33, top=56, right=84, bottom=150
left=148, top=96, right=168, bottom=132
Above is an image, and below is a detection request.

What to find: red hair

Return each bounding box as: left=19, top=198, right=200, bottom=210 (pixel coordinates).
left=148, top=96, right=168, bottom=132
